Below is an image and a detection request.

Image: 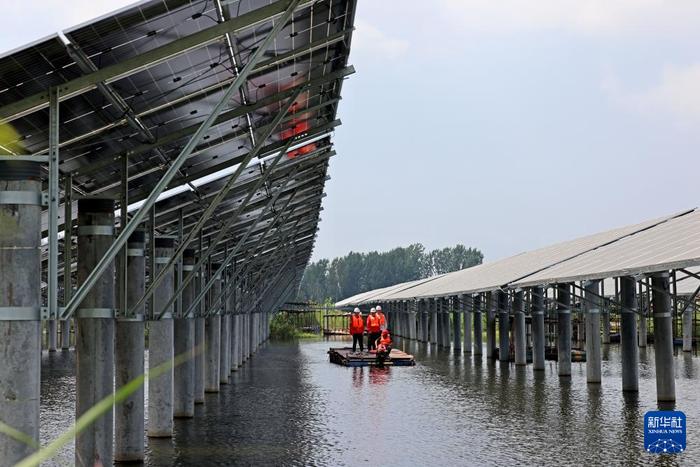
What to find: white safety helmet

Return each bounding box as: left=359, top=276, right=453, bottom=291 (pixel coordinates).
left=370, top=307, right=376, bottom=313
left=353, top=307, right=361, bottom=314
left=376, top=305, right=382, bottom=311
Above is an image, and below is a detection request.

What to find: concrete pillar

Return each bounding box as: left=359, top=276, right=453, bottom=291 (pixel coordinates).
left=75, top=198, right=115, bottom=466
left=430, top=299, right=438, bottom=345
left=229, top=284, right=238, bottom=371
left=205, top=269, right=221, bottom=392
left=473, top=294, right=483, bottom=356
left=194, top=314, right=205, bottom=403
left=220, top=274, right=231, bottom=382
left=462, top=294, right=472, bottom=353
left=409, top=303, right=417, bottom=340
left=237, top=313, right=244, bottom=367
left=115, top=230, right=146, bottom=462
left=497, top=290, right=510, bottom=362
left=638, top=289, right=647, bottom=348
left=148, top=237, right=174, bottom=437
left=452, top=297, right=462, bottom=350
left=442, top=298, right=451, bottom=347
left=651, top=272, right=675, bottom=402
left=61, top=319, right=71, bottom=350
left=231, top=312, right=239, bottom=371
left=48, top=319, right=58, bottom=351
left=173, top=249, right=196, bottom=418
left=486, top=292, right=496, bottom=359
left=585, top=280, right=602, bottom=384
left=531, top=287, right=545, bottom=371
left=620, top=276, right=639, bottom=391
left=513, top=290, right=526, bottom=366
left=602, top=307, right=611, bottom=345
left=557, top=283, right=572, bottom=377
left=0, top=161, right=42, bottom=464
left=421, top=300, right=429, bottom=342
left=683, top=299, right=693, bottom=352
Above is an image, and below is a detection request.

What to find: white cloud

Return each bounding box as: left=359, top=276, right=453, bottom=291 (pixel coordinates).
left=351, top=20, right=409, bottom=61
left=603, top=64, right=700, bottom=124
left=437, top=0, right=700, bottom=36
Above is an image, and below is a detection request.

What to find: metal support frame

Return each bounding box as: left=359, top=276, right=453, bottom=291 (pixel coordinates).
left=185, top=188, right=301, bottom=319
left=129, top=86, right=305, bottom=316
left=60, top=0, right=300, bottom=320
left=47, top=87, right=60, bottom=319
left=216, top=209, right=310, bottom=314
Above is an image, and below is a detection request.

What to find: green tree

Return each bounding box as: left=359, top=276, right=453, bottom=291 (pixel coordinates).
left=296, top=243, right=483, bottom=302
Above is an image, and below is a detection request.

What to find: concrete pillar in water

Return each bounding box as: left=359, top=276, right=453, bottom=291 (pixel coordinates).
left=651, top=272, right=675, bottom=403
left=194, top=265, right=205, bottom=403
left=430, top=298, right=438, bottom=345
left=497, top=290, right=510, bottom=362
left=442, top=298, right=451, bottom=347
left=148, top=237, right=175, bottom=437
left=473, top=294, right=483, bottom=356
left=205, top=268, right=221, bottom=392
left=620, top=276, right=639, bottom=392
left=219, top=271, right=230, bottom=383
left=421, top=300, right=429, bottom=342
left=409, top=302, right=417, bottom=340
left=115, top=230, right=146, bottom=462
left=75, top=198, right=115, bottom=466
left=683, top=299, right=693, bottom=352
left=638, top=289, right=647, bottom=348
left=601, top=306, right=611, bottom=345
left=48, top=319, right=57, bottom=351
left=452, top=296, right=462, bottom=351
left=584, top=280, right=602, bottom=384
left=230, top=286, right=238, bottom=372
left=557, top=283, right=572, bottom=377
left=486, top=292, right=496, bottom=359
left=61, top=319, right=71, bottom=349
left=0, top=161, right=41, bottom=464
left=174, top=249, right=196, bottom=418
left=231, top=312, right=239, bottom=371
left=462, top=294, right=472, bottom=353
left=531, top=287, right=545, bottom=371
left=513, top=290, right=526, bottom=366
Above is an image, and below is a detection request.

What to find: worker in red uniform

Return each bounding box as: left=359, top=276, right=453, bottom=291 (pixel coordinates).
left=366, top=308, right=382, bottom=351
left=375, top=330, right=393, bottom=365
left=349, top=308, right=365, bottom=353
left=376, top=305, right=387, bottom=331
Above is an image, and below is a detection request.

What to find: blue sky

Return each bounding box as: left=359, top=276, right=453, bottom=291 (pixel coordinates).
left=3, top=1, right=699, bottom=264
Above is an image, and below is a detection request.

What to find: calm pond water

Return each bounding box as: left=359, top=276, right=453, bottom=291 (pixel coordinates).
left=39, top=337, right=700, bottom=466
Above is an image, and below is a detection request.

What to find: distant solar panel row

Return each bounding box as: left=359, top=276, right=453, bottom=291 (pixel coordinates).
left=337, top=208, right=700, bottom=306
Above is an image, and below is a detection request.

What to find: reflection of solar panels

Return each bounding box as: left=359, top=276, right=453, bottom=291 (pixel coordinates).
left=0, top=0, right=356, bottom=315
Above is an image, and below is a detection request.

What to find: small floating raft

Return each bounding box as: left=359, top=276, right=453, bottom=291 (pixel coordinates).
left=328, top=347, right=416, bottom=367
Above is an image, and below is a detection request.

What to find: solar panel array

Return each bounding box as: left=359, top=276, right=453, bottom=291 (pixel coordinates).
left=337, top=208, right=700, bottom=307
left=0, top=0, right=357, bottom=308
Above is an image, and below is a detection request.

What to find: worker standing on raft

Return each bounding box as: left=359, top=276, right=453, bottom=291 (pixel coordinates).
left=366, top=308, right=382, bottom=351
left=376, top=305, right=387, bottom=331
left=349, top=308, right=365, bottom=353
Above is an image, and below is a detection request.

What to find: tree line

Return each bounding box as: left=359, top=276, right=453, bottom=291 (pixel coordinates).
left=297, top=243, right=484, bottom=302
